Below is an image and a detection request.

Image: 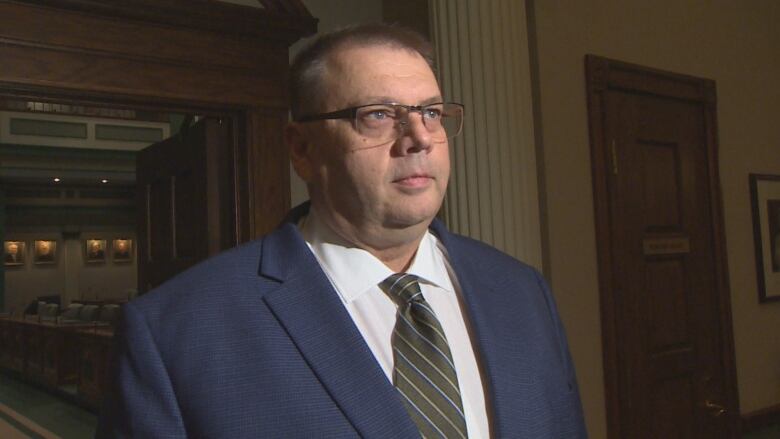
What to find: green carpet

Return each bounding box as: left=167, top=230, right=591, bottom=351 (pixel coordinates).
left=0, top=404, right=48, bottom=439
left=0, top=373, right=96, bottom=438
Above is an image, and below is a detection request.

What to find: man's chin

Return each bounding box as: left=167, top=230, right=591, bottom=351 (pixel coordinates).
left=384, top=207, right=440, bottom=231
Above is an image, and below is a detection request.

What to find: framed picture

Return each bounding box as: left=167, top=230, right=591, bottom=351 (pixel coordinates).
left=85, top=239, right=107, bottom=263
left=33, top=240, right=57, bottom=264
left=112, top=238, right=133, bottom=262
left=4, top=241, right=26, bottom=266
left=749, top=173, right=780, bottom=303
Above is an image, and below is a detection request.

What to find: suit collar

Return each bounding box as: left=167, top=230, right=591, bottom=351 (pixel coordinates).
left=258, top=206, right=419, bottom=437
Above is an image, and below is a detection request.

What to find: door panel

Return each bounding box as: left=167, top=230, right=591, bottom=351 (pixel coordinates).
left=137, top=117, right=235, bottom=292
left=587, top=56, right=739, bottom=439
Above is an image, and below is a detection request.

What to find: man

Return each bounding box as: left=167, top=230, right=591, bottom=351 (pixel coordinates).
left=97, top=24, right=586, bottom=438
left=35, top=240, right=55, bottom=263
left=113, top=239, right=131, bottom=261
left=4, top=241, right=22, bottom=264
left=87, top=240, right=105, bottom=260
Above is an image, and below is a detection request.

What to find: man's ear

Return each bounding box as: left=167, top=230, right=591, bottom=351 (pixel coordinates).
left=285, top=122, right=313, bottom=183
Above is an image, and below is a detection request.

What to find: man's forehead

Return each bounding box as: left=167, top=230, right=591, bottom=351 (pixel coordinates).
left=326, top=44, right=430, bottom=73
left=322, top=45, right=441, bottom=105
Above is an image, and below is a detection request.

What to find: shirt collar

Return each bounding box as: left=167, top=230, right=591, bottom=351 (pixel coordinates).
left=300, top=208, right=453, bottom=304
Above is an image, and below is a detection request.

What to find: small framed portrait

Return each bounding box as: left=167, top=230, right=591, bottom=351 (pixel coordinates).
left=85, top=239, right=107, bottom=263
left=4, top=241, right=26, bottom=266
left=749, top=173, right=780, bottom=303
left=33, top=240, right=57, bottom=264
left=112, top=238, right=133, bottom=262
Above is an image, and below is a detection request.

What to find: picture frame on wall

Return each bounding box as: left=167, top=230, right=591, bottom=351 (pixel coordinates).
left=85, top=239, right=107, bottom=263
left=33, top=240, right=57, bottom=264
left=749, top=173, right=780, bottom=303
left=112, top=238, right=133, bottom=263
left=4, top=241, right=26, bottom=266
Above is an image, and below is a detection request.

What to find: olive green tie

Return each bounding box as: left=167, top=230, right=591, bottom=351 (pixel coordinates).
left=380, top=273, right=468, bottom=438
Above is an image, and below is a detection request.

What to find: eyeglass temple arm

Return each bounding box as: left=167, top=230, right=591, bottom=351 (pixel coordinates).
left=295, top=108, right=357, bottom=122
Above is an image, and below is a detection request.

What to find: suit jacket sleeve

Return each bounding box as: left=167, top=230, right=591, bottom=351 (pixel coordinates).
left=96, top=302, right=187, bottom=438
left=532, top=269, right=588, bottom=437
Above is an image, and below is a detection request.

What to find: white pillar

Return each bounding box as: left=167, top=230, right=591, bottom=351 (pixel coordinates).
left=431, top=0, right=542, bottom=268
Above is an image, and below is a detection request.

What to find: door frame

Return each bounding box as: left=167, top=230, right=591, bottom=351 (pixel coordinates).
left=0, top=0, right=317, bottom=240
left=584, top=55, right=740, bottom=438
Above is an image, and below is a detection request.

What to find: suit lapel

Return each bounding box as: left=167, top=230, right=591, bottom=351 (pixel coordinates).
left=431, top=220, right=533, bottom=435
left=259, top=222, right=418, bottom=437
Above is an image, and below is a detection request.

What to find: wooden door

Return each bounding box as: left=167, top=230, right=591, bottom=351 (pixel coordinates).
left=137, top=117, right=235, bottom=292
left=587, top=56, right=740, bottom=438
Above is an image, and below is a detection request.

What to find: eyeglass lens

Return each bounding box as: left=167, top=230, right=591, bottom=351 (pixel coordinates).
left=355, top=103, right=463, bottom=143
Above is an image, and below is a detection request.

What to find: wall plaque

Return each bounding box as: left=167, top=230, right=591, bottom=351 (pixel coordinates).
left=643, top=236, right=690, bottom=255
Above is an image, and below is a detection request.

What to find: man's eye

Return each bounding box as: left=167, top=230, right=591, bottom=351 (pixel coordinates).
left=361, top=107, right=396, bottom=122
left=423, top=108, right=442, bottom=120
left=366, top=110, right=390, bottom=120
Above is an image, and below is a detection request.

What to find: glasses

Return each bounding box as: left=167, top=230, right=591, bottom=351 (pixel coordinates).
left=295, top=102, right=464, bottom=146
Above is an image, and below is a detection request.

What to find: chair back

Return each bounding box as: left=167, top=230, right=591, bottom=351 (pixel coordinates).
left=79, top=304, right=100, bottom=321
left=98, top=304, right=121, bottom=325
left=61, top=303, right=84, bottom=320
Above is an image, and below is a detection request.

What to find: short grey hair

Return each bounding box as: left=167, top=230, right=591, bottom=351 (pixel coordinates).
left=289, top=23, right=436, bottom=120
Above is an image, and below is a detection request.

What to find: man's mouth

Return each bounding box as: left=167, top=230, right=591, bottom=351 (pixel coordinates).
left=394, top=173, right=433, bottom=188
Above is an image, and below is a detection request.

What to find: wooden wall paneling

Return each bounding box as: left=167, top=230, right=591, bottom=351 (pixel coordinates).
left=0, top=43, right=287, bottom=109
left=205, top=117, right=238, bottom=253
left=0, top=2, right=288, bottom=74
left=247, top=109, right=291, bottom=238
left=231, top=114, right=251, bottom=244
left=26, top=0, right=314, bottom=43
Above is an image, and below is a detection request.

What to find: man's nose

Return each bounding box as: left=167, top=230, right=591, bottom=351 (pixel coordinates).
left=397, top=112, right=432, bottom=153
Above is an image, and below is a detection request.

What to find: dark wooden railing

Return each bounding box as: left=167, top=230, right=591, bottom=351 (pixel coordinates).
left=0, top=316, right=113, bottom=411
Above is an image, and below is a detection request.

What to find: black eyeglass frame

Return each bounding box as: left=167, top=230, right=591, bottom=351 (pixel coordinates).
left=294, top=102, right=465, bottom=138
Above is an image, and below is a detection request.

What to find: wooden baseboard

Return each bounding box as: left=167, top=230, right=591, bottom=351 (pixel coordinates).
left=742, top=404, right=780, bottom=432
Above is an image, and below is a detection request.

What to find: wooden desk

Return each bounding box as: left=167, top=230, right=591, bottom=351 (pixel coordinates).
left=75, top=326, right=115, bottom=409
left=0, top=316, right=115, bottom=410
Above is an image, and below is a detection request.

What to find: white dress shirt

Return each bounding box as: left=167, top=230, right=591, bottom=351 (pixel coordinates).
left=300, top=209, right=490, bottom=438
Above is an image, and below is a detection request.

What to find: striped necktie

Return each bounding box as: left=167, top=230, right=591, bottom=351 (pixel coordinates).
left=380, top=273, right=468, bottom=438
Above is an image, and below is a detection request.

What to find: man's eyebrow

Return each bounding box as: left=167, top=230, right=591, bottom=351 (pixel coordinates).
left=419, top=96, right=444, bottom=106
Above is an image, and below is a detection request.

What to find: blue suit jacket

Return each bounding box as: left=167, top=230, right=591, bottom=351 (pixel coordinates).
left=97, top=206, right=586, bottom=438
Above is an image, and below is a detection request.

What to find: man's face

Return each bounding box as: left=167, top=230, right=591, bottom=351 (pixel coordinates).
left=39, top=241, right=50, bottom=254
left=7, top=243, right=18, bottom=255
left=292, top=45, right=450, bottom=237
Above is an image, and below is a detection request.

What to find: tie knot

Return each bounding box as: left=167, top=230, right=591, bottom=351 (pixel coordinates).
left=380, top=273, right=423, bottom=306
